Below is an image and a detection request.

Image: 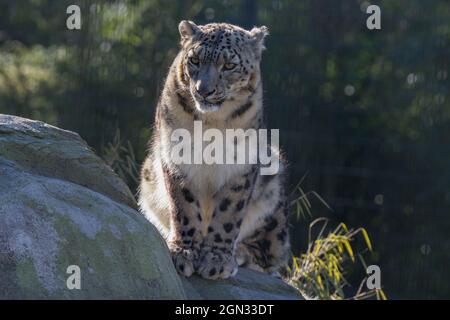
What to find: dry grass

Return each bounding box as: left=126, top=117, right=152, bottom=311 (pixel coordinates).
left=288, top=178, right=387, bottom=300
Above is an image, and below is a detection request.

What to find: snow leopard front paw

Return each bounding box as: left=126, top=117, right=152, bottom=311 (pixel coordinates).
left=168, top=244, right=198, bottom=277
left=196, top=247, right=238, bottom=280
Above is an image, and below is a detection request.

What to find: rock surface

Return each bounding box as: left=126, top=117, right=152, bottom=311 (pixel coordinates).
left=182, top=268, right=301, bottom=300
left=0, top=114, right=302, bottom=300
left=0, top=115, right=185, bottom=299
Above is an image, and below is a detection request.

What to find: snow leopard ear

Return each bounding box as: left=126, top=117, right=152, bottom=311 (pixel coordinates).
left=178, top=20, right=200, bottom=43
left=249, top=26, right=269, bottom=59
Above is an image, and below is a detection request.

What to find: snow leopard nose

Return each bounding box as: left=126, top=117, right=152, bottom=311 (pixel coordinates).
left=195, top=80, right=216, bottom=98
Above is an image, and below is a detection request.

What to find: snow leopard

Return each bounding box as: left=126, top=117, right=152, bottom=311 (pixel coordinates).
left=139, top=21, right=290, bottom=280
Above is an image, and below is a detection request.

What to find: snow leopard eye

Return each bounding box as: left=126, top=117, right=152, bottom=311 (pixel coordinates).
left=223, top=63, right=236, bottom=70
left=189, top=56, right=200, bottom=65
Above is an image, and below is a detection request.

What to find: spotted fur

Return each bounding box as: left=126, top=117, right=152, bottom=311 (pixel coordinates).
left=139, top=21, right=290, bottom=279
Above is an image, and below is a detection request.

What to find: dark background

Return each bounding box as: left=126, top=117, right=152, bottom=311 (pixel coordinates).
left=0, top=0, right=449, bottom=299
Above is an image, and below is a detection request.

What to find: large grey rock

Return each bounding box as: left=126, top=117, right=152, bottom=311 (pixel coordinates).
left=0, top=115, right=185, bottom=299
left=0, top=114, right=302, bottom=300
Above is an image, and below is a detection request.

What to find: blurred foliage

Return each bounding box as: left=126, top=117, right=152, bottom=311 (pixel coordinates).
left=0, top=0, right=449, bottom=298
left=102, top=128, right=140, bottom=188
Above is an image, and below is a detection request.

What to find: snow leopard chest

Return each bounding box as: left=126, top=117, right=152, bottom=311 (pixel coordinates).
left=169, top=128, right=257, bottom=194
